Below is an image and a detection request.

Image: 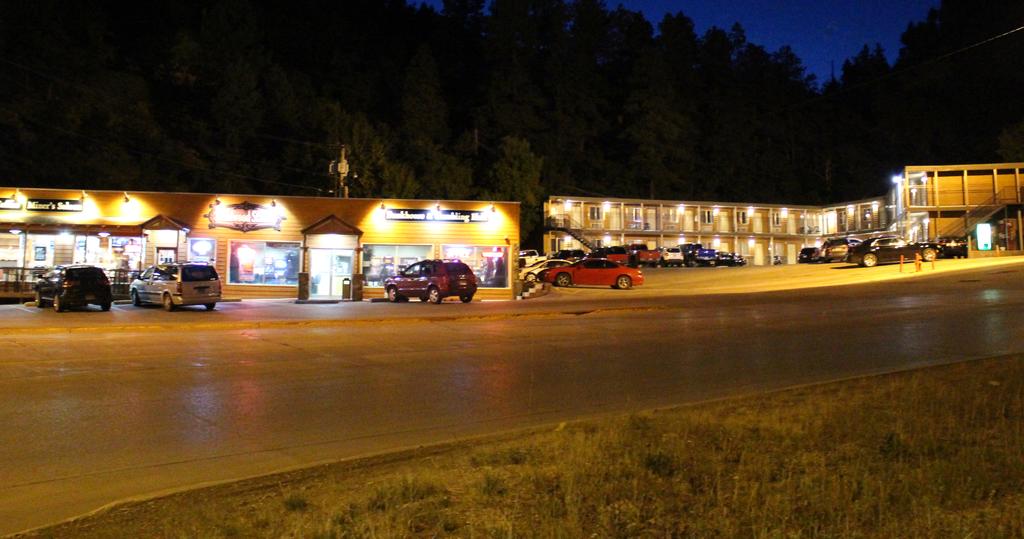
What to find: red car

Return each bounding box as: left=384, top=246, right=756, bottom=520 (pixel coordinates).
left=543, top=259, right=644, bottom=289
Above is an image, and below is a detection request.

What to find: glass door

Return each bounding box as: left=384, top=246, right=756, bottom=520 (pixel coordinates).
left=309, top=249, right=354, bottom=297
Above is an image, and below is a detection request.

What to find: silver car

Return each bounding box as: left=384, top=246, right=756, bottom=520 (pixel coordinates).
left=130, top=263, right=221, bottom=311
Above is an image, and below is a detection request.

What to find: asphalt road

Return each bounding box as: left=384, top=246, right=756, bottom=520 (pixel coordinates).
left=2, top=262, right=1024, bottom=534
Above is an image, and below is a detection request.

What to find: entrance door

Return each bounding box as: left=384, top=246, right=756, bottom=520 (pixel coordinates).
left=309, top=249, right=354, bottom=297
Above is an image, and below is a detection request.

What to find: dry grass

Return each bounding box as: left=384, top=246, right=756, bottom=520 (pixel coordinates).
left=24, top=357, right=1024, bottom=538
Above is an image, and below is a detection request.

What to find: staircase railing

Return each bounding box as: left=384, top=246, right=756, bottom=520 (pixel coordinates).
left=936, top=187, right=1018, bottom=238
left=545, top=216, right=595, bottom=251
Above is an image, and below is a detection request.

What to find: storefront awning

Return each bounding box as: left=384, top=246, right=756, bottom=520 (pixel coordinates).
left=0, top=222, right=145, bottom=236
left=302, top=215, right=363, bottom=236
left=141, top=214, right=191, bottom=232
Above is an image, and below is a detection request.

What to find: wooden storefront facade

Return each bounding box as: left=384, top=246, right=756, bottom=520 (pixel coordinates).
left=0, top=188, right=520, bottom=301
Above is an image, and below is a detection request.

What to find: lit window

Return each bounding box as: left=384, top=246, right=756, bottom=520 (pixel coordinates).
left=362, top=244, right=432, bottom=287
left=229, top=241, right=300, bottom=285
left=737, top=210, right=748, bottom=225
left=442, top=245, right=509, bottom=288
left=588, top=206, right=602, bottom=221
left=702, top=210, right=714, bottom=225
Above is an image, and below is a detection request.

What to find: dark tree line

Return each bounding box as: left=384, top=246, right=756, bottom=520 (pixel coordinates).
left=2, top=0, right=1024, bottom=241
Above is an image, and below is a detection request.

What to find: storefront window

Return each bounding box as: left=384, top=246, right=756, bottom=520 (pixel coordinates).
left=110, top=237, right=143, bottom=270
left=362, top=244, right=432, bottom=287
left=442, top=245, right=508, bottom=288
left=188, top=238, right=217, bottom=263
left=229, top=241, right=300, bottom=285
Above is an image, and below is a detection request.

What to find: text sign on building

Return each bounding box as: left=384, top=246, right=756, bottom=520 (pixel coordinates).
left=26, top=198, right=83, bottom=212
left=385, top=208, right=489, bottom=224
left=205, top=201, right=285, bottom=232
left=0, top=198, right=22, bottom=210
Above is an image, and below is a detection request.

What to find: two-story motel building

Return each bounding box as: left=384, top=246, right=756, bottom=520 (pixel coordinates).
left=544, top=162, right=1024, bottom=265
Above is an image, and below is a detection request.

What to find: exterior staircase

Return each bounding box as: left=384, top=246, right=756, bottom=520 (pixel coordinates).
left=545, top=216, right=595, bottom=251
left=936, top=187, right=1019, bottom=238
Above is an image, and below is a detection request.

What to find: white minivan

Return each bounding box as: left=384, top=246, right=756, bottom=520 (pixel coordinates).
left=130, top=263, right=221, bottom=311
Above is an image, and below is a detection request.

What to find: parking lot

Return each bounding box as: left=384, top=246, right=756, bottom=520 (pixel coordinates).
left=2, top=256, right=1022, bottom=334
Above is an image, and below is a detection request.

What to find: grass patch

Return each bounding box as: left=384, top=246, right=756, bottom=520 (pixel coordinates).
left=22, top=356, right=1024, bottom=538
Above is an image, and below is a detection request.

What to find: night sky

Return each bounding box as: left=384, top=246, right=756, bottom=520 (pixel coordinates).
left=424, top=0, right=939, bottom=83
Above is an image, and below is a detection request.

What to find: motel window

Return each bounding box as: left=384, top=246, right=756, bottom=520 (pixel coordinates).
left=737, top=210, right=748, bottom=225
left=588, top=206, right=602, bottom=221
left=702, top=210, right=714, bottom=225
left=362, top=244, right=433, bottom=287
left=442, top=245, right=509, bottom=288
left=772, top=212, right=782, bottom=227
left=228, top=241, right=300, bottom=285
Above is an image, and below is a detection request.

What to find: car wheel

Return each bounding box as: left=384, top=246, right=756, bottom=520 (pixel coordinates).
left=53, top=294, right=64, bottom=312
left=615, top=275, right=632, bottom=290
left=427, top=286, right=442, bottom=304
left=205, top=303, right=216, bottom=311
left=131, top=290, right=142, bottom=307
left=921, top=248, right=937, bottom=262
left=386, top=286, right=400, bottom=303
left=555, top=272, right=572, bottom=287
left=100, top=302, right=111, bottom=312
left=35, top=291, right=46, bottom=308
left=524, top=273, right=537, bottom=283
left=162, top=293, right=175, bottom=311
left=686, top=260, right=696, bottom=267
left=862, top=253, right=878, bottom=267
left=460, top=295, right=473, bottom=303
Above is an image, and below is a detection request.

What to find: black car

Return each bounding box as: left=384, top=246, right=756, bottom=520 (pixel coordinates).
left=553, top=249, right=587, bottom=261
left=847, top=236, right=939, bottom=267
left=936, top=236, right=968, bottom=258
left=35, top=265, right=113, bottom=312
left=798, top=247, right=819, bottom=263
left=715, top=252, right=746, bottom=266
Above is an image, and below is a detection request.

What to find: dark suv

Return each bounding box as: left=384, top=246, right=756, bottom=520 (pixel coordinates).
left=34, top=265, right=113, bottom=312
left=384, top=260, right=477, bottom=303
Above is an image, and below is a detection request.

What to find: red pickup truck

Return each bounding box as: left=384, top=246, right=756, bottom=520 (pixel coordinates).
left=628, top=244, right=661, bottom=267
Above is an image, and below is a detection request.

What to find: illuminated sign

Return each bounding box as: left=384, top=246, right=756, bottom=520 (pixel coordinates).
left=0, top=198, right=21, bottom=210
left=26, top=198, right=83, bottom=212
left=976, top=223, right=992, bottom=250
left=385, top=209, right=489, bottom=223
left=205, top=201, right=284, bottom=232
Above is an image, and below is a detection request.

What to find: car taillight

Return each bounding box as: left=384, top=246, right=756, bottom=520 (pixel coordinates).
left=63, top=280, right=79, bottom=288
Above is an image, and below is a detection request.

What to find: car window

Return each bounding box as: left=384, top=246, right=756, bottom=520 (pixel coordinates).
left=444, top=262, right=471, bottom=274
left=583, top=260, right=603, bottom=269
left=155, top=267, right=177, bottom=281
left=182, top=265, right=218, bottom=281
left=401, top=262, right=421, bottom=277
left=66, top=267, right=105, bottom=280
left=140, top=267, right=153, bottom=280
left=602, top=260, right=618, bottom=268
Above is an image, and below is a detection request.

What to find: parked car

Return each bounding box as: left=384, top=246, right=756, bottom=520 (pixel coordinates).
left=542, top=259, right=644, bottom=289
left=130, top=263, right=221, bottom=311
left=798, top=247, right=819, bottom=263
left=587, top=246, right=629, bottom=265
left=553, top=249, right=587, bottom=262
left=520, top=258, right=573, bottom=283
left=384, top=259, right=477, bottom=303
left=680, top=243, right=717, bottom=267
left=715, top=252, right=746, bottom=266
left=518, top=249, right=545, bottom=268
left=35, top=265, right=113, bottom=312
left=660, top=247, right=685, bottom=267
left=935, top=236, right=968, bottom=258
left=846, top=236, right=939, bottom=267
left=627, top=244, right=661, bottom=267
left=818, top=237, right=861, bottom=262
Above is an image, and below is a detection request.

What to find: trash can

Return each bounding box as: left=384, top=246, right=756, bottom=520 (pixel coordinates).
left=342, top=277, right=352, bottom=300
left=297, top=272, right=310, bottom=301
left=351, top=273, right=364, bottom=301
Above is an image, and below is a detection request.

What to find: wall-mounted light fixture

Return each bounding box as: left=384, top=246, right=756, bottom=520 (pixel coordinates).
left=123, top=192, right=131, bottom=203
left=780, top=208, right=789, bottom=218
left=97, top=231, right=111, bottom=238
left=9, top=229, right=22, bottom=235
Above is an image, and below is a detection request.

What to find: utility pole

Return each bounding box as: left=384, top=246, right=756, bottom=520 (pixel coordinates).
left=328, top=144, right=350, bottom=198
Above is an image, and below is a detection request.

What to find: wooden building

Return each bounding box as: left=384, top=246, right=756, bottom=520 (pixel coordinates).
left=0, top=187, right=520, bottom=300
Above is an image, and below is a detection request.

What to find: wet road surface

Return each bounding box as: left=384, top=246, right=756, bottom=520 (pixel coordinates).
left=2, top=265, right=1024, bottom=534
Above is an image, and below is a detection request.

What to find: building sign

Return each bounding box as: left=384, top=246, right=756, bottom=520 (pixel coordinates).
left=26, top=198, right=83, bottom=212
left=0, top=198, right=21, bottom=210
left=385, top=208, right=489, bottom=224
left=205, top=201, right=285, bottom=232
